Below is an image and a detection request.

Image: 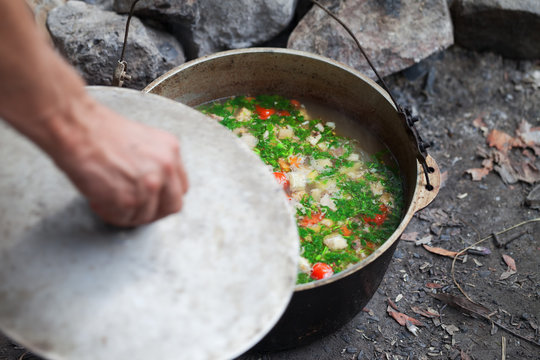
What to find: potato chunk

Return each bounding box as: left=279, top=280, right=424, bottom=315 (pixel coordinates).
left=278, top=125, right=294, bottom=139
left=236, top=107, right=252, bottom=122
left=289, top=171, right=307, bottom=192
left=323, top=234, right=348, bottom=251
left=239, top=133, right=258, bottom=149
left=298, top=256, right=311, bottom=274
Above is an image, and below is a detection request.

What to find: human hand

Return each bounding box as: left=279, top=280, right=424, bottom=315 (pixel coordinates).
left=0, top=0, right=188, bottom=227
left=50, top=96, right=189, bottom=227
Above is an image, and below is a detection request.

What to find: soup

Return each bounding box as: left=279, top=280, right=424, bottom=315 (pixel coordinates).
left=198, top=95, right=403, bottom=284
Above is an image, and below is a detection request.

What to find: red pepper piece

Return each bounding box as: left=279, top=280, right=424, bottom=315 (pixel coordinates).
left=277, top=110, right=291, bottom=117
left=340, top=225, right=353, bottom=236
left=290, top=99, right=301, bottom=109
left=255, top=105, right=276, bottom=120
left=300, top=212, right=324, bottom=227
left=311, top=262, right=333, bottom=280
left=362, top=204, right=390, bottom=226
left=273, top=171, right=289, bottom=189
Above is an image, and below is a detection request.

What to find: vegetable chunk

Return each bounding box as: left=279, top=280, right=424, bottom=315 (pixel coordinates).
left=198, top=95, right=403, bottom=284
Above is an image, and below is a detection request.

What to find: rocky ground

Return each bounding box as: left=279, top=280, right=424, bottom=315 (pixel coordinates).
left=2, top=44, right=538, bottom=360
left=235, top=46, right=540, bottom=360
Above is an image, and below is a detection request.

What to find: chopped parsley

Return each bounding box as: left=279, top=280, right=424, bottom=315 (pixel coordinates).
left=199, top=95, right=404, bottom=284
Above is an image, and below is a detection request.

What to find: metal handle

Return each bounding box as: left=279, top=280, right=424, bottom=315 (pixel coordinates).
left=112, top=0, right=141, bottom=87
left=310, top=0, right=435, bottom=191
left=414, top=155, right=441, bottom=212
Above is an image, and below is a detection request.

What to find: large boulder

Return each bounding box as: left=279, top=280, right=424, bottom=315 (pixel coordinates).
left=113, top=0, right=297, bottom=58
left=80, top=0, right=113, bottom=11
left=287, top=0, right=454, bottom=79
left=26, top=0, right=66, bottom=42
left=450, top=0, right=540, bottom=59
left=47, top=1, right=185, bottom=89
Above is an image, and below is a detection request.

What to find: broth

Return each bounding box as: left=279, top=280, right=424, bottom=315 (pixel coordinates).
left=198, top=95, right=403, bottom=284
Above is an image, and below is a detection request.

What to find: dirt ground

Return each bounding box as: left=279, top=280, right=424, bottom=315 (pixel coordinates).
left=236, top=46, right=540, bottom=360
left=1, top=45, right=539, bottom=360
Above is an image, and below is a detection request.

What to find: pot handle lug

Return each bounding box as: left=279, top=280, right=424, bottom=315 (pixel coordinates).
left=414, top=155, right=440, bottom=212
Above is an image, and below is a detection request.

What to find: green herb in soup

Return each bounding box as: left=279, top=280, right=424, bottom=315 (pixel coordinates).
left=198, top=95, right=403, bottom=284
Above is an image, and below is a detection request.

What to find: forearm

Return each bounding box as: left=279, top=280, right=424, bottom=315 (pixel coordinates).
left=0, top=0, right=89, bottom=157
left=0, top=1, right=189, bottom=226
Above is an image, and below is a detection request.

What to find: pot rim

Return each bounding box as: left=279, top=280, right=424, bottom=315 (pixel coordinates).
left=143, top=47, right=440, bottom=291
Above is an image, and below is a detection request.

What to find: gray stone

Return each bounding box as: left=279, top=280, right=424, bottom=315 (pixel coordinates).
left=47, top=1, right=185, bottom=89
left=26, top=0, right=66, bottom=41
left=80, top=0, right=113, bottom=11
left=526, top=184, right=540, bottom=209
left=287, top=0, right=453, bottom=79
left=393, top=248, right=406, bottom=259
left=451, top=0, right=540, bottom=59
left=113, top=0, right=296, bottom=58
left=478, top=270, right=491, bottom=278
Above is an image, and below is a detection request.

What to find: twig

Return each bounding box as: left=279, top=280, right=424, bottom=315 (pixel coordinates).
left=493, top=320, right=539, bottom=347
left=443, top=217, right=540, bottom=347
left=451, top=217, right=540, bottom=302
left=431, top=293, right=540, bottom=347
left=502, top=336, right=507, bottom=360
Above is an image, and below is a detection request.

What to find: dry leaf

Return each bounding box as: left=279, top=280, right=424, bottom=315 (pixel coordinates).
left=401, top=232, right=419, bottom=241
left=501, top=254, right=517, bottom=279
left=387, top=306, right=423, bottom=326
left=411, top=306, right=440, bottom=318
left=467, top=246, right=491, bottom=256
left=502, top=254, right=517, bottom=271
left=387, top=298, right=399, bottom=311
left=473, top=258, right=483, bottom=267
left=494, top=162, right=519, bottom=184
left=516, top=120, right=540, bottom=155
left=482, top=158, right=494, bottom=168
left=405, top=320, right=420, bottom=336
left=431, top=293, right=492, bottom=317
left=461, top=350, right=472, bottom=360
left=500, top=269, right=516, bottom=280
left=523, top=148, right=536, bottom=161
left=487, top=129, right=517, bottom=153
left=472, top=115, right=488, bottom=130
left=517, top=162, right=540, bottom=184
left=466, top=167, right=491, bottom=181
left=425, top=282, right=442, bottom=289
left=442, top=323, right=460, bottom=335
left=423, top=244, right=460, bottom=258
left=415, top=235, right=432, bottom=246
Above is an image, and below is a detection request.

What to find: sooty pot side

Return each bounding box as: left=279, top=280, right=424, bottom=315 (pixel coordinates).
left=143, top=48, right=440, bottom=350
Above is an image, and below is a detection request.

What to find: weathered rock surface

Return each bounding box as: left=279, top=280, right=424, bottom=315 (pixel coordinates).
left=450, top=0, right=540, bottom=59
left=26, top=0, right=66, bottom=41
left=80, top=0, right=113, bottom=11
left=47, top=1, right=185, bottom=89
left=287, top=0, right=454, bottom=79
left=113, top=0, right=296, bottom=58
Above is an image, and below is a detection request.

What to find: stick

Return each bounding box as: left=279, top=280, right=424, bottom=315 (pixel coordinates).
left=451, top=217, right=540, bottom=301
left=502, top=336, right=507, bottom=360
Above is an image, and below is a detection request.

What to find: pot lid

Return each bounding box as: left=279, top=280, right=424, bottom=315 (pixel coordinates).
left=0, top=87, right=299, bottom=360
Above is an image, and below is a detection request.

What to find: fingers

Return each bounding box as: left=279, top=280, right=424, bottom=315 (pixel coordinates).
left=124, top=143, right=189, bottom=227
left=175, top=147, right=189, bottom=196
left=134, top=142, right=189, bottom=225
left=89, top=193, right=138, bottom=227
left=57, top=102, right=190, bottom=227
left=156, top=160, right=185, bottom=219
left=128, top=172, right=162, bottom=225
